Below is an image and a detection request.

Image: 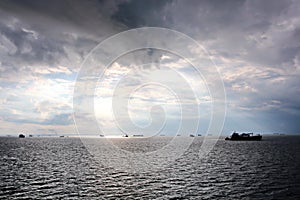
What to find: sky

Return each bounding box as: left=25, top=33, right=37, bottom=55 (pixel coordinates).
left=0, top=0, right=299, bottom=136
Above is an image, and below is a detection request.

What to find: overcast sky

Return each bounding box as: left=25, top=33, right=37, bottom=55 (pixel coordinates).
left=0, top=0, right=299, bottom=136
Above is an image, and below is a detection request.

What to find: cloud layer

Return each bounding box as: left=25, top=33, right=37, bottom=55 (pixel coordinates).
left=0, top=0, right=299, bottom=135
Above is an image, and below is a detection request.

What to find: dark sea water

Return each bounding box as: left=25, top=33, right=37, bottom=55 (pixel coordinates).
left=0, top=135, right=299, bottom=199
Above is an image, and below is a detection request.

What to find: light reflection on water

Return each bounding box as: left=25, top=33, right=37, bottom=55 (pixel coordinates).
left=0, top=136, right=299, bottom=199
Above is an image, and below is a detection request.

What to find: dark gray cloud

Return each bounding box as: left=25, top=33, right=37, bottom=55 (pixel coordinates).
left=112, top=0, right=171, bottom=27
left=0, top=0, right=127, bottom=80
left=112, top=0, right=300, bottom=68
left=0, top=0, right=124, bottom=37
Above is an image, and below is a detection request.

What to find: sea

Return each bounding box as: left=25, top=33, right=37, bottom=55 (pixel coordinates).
left=0, top=135, right=299, bottom=199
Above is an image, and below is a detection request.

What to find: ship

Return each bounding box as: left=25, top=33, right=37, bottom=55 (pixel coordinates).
left=225, top=131, right=262, bottom=141
left=133, top=134, right=143, bottom=137
left=18, top=134, right=25, bottom=138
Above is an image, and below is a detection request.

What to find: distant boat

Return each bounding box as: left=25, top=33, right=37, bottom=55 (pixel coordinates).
left=197, top=134, right=202, bottom=136
left=190, top=134, right=195, bottom=137
left=100, top=134, right=105, bottom=137
left=29, top=135, right=33, bottom=137
left=225, top=132, right=262, bottom=141
left=122, top=134, right=128, bottom=137
left=19, top=134, right=25, bottom=138
left=133, top=134, right=143, bottom=137
left=59, top=135, right=65, bottom=138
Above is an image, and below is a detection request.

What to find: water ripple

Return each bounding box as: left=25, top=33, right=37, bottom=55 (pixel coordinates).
left=0, top=136, right=299, bottom=199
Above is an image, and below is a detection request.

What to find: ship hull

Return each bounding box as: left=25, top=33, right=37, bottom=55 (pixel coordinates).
left=225, top=132, right=262, bottom=141
left=226, top=135, right=262, bottom=141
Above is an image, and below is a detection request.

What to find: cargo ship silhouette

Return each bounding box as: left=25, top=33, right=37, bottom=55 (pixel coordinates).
left=225, top=131, right=262, bottom=141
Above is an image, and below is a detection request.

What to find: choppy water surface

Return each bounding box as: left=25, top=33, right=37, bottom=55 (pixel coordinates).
left=0, top=136, right=299, bottom=199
